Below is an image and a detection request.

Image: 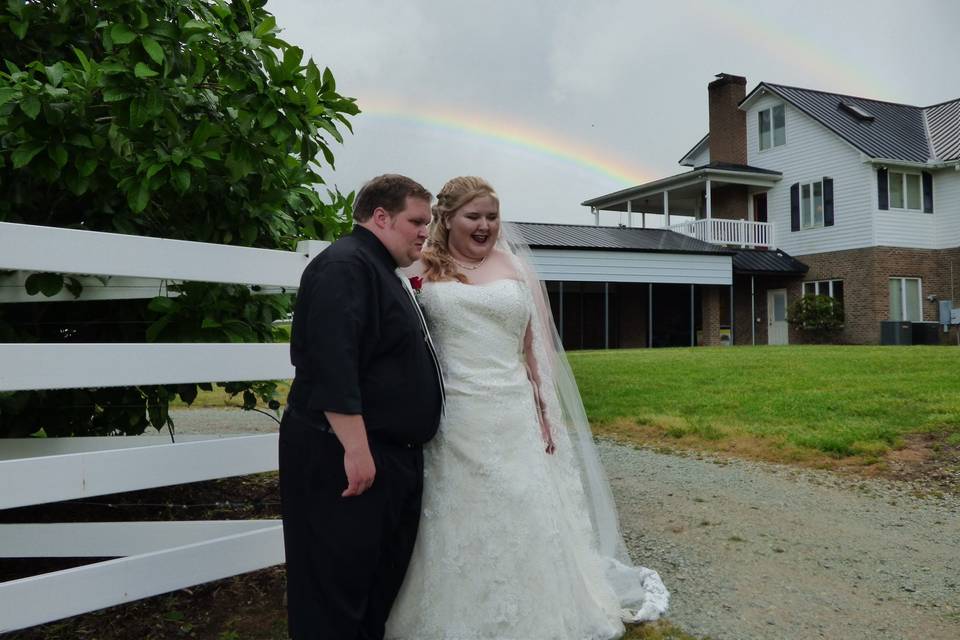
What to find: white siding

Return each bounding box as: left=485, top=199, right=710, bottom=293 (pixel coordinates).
left=746, top=95, right=876, bottom=256
left=687, top=145, right=710, bottom=167
left=933, top=169, right=960, bottom=248
left=529, top=249, right=732, bottom=285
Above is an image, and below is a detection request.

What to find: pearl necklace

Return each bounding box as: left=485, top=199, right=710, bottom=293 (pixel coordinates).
left=452, top=254, right=487, bottom=271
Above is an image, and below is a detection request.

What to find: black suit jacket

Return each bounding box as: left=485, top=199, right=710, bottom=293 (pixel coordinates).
left=286, top=226, right=442, bottom=445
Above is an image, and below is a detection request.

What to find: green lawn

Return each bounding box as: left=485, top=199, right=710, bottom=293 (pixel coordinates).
left=569, top=345, right=960, bottom=459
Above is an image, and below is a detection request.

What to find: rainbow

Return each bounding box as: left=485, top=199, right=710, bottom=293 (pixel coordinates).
left=359, top=95, right=656, bottom=187
left=703, top=1, right=896, bottom=102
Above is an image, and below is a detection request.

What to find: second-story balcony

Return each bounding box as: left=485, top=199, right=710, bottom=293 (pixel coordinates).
left=666, top=218, right=774, bottom=249
left=582, top=162, right=783, bottom=250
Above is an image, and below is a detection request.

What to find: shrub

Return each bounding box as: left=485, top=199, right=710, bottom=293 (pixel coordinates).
left=0, top=0, right=357, bottom=436
left=787, top=294, right=844, bottom=343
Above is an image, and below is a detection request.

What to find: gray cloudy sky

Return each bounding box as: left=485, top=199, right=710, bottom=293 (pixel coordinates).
left=270, top=0, right=960, bottom=226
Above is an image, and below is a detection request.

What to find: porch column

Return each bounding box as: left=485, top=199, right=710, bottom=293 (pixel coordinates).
left=663, top=190, right=671, bottom=227
left=593, top=207, right=599, bottom=226
left=705, top=179, right=713, bottom=243
left=750, top=276, right=756, bottom=346
left=626, top=200, right=632, bottom=228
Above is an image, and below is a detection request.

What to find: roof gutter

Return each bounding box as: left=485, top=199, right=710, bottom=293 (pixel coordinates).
left=866, top=156, right=951, bottom=170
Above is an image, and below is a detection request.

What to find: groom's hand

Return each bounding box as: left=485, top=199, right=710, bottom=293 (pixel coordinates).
left=342, top=446, right=376, bottom=497
left=324, top=411, right=377, bottom=497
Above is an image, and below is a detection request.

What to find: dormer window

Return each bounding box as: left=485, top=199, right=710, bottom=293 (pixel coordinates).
left=758, top=104, right=785, bottom=150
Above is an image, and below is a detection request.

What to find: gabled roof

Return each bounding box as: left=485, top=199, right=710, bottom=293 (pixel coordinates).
left=926, top=98, right=960, bottom=161
left=741, top=82, right=960, bottom=163
left=679, top=133, right=709, bottom=166
left=509, top=222, right=733, bottom=256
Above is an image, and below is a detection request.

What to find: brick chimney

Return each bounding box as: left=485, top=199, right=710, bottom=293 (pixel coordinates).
left=708, top=73, right=747, bottom=165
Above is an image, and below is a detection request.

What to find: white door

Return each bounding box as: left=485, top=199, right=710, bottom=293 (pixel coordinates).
left=767, top=289, right=788, bottom=345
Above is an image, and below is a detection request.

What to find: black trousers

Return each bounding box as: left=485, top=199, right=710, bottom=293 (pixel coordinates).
left=279, top=412, right=424, bottom=640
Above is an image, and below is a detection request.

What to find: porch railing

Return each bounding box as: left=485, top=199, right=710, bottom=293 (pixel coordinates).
left=666, top=218, right=774, bottom=249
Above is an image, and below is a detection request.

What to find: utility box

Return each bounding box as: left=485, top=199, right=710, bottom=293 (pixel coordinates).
left=939, top=300, right=953, bottom=326
left=880, top=321, right=912, bottom=345
left=911, top=322, right=940, bottom=345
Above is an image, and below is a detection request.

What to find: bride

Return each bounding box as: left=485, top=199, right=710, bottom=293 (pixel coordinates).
left=385, top=176, right=668, bottom=640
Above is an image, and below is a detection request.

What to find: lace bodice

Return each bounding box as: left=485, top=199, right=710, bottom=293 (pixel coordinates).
left=418, top=279, right=531, bottom=397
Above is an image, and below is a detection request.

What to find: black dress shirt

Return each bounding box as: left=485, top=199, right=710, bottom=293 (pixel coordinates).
left=287, top=226, right=442, bottom=445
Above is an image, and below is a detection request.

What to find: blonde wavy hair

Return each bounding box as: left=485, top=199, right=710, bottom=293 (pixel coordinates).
left=421, top=176, right=499, bottom=283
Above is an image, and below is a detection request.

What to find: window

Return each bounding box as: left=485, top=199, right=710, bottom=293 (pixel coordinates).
left=889, top=277, right=922, bottom=321
left=804, top=279, right=845, bottom=320
left=803, top=279, right=844, bottom=304
left=758, top=104, right=785, bottom=150
left=800, top=180, right=824, bottom=229
left=888, top=171, right=924, bottom=211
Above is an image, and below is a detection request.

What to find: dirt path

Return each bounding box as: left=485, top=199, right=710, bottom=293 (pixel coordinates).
left=602, top=442, right=960, bottom=640
left=171, top=410, right=960, bottom=640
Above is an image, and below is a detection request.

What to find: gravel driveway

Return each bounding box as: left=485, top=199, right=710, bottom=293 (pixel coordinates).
left=172, top=409, right=960, bottom=640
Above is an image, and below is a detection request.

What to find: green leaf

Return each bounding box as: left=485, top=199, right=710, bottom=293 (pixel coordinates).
left=20, top=95, right=40, bottom=119
left=12, top=141, right=45, bottom=168
left=254, top=15, right=276, bottom=38
left=110, top=23, right=137, bottom=45
left=127, top=180, right=150, bottom=212
left=172, top=167, right=190, bottom=193
left=201, top=316, right=221, bottom=329
left=134, top=62, right=158, bottom=78
left=102, top=86, right=131, bottom=102
left=183, top=19, right=210, bottom=32
left=48, top=143, right=68, bottom=168
left=10, top=19, right=29, bottom=40
left=148, top=296, right=177, bottom=313
left=64, top=277, right=84, bottom=298
left=178, top=384, right=198, bottom=405
left=0, top=87, right=17, bottom=107
left=73, top=47, right=91, bottom=73
left=25, top=273, right=65, bottom=297
left=44, top=63, right=64, bottom=87
left=68, top=133, right=94, bottom=148
left=141, top=35, right=164, bottom=65
left=145, top=316, right=171, bottom=342
left=76, top=156, right=97, bottom=177
left=145, top=162, right=164, bottom=179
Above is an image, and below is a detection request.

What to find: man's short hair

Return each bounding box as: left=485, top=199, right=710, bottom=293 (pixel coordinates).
left=353, top=174, right=432, bottom=222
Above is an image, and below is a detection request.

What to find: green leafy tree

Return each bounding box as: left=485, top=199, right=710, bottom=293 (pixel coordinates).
left=0, top=0, right=358, bottom=437
left=787, top=294, right=845, bottom=343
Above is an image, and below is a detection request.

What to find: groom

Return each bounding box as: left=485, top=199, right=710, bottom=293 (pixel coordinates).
left=279, top=174, right=444, bottom=639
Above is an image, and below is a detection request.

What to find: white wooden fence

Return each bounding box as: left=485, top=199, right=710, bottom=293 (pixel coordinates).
left=0, top=221, right=326, bottom=632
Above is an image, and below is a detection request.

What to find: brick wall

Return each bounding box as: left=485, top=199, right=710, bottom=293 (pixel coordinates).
left=701, top=286, right=722, bottom=345
left=709, top=184, right=749, bottom=221
left=798, top=246, right=960, bottom=344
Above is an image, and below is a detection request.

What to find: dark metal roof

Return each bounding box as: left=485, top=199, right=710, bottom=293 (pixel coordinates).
left=732, top=248, right=808, bottom=275
left=692, top=161, right=782, bottom=175
left=752, top=83, right=933, bottom=162
left=926, top=98, right=960, bottom=161
left=509, top=222, right=733, bottom=256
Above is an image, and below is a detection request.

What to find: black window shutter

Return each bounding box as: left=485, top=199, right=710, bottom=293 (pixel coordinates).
left=790, top=183, right=800, bottom=232
left=877, top=168, right=889, bottom=210
left=822, top=177, right=834, bottom=226
left=922, top=171, right=933, bottom=213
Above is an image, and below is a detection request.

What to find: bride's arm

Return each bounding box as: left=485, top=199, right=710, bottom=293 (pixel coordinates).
left=524, top=321, right=555, bottom=455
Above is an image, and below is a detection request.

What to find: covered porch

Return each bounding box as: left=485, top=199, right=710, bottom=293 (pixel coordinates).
left=581, top=162, right=782, bottom=250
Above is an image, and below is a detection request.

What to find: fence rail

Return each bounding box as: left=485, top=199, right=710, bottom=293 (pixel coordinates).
left=0, top=220, right=320, bottom=632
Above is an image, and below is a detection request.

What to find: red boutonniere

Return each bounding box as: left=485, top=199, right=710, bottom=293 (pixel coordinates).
left=409, top=276, right=423, bottom=295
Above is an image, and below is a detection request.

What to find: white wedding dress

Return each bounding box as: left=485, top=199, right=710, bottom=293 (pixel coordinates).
left=385, top=278, right=667, bottom=640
